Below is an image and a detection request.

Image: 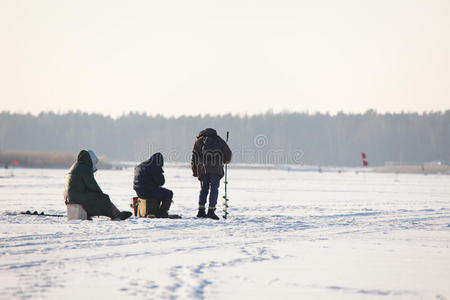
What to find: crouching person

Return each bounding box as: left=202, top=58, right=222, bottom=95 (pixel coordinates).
left=64, top=150, right=132, bottom=220
left=133, top=152, right=173, bottom=218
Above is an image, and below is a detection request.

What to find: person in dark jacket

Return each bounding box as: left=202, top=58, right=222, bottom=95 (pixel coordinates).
left=64, top=150, right=132, bottom=220
left=191, top=128, right=232, bottom=220
left=133, top=152, right=173, bottom=218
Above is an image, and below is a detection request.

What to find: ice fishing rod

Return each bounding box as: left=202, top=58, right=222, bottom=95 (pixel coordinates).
left=223, top=131, right=230, bottom=219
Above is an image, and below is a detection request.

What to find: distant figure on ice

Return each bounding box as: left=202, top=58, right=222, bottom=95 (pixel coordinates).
left=64, top=150, right=132, bottom=220
left=133, top=152, right=174, bottom=218
left=191, top=128, right=232, bottom=220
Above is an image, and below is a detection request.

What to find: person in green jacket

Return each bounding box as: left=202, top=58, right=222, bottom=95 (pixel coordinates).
left=64, top=150, right=131, bottom=220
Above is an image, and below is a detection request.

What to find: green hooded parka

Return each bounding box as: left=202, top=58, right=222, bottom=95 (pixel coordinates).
left=64, top=150, right=112, bottom=217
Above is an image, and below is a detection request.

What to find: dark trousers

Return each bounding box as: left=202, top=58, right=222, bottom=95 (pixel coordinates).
left=83, top=194, right=113, bottom=218
left=199, top=174, right=220, bottom=209
left=148, top=187, right=173, bottom=216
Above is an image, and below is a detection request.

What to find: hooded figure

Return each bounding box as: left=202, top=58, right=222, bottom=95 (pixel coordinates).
left=191, top=128, right=232, bottom=179
left=133, top=152, right=173, bottom=218
left=88, top=150, right=98, bottom=172
left=191, top=128, right=232, bottom=220
left=64, top=150, right=131, bottom=220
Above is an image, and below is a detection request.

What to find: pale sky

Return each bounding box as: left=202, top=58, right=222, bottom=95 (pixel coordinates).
left=0, top=0, right=449, bottom=117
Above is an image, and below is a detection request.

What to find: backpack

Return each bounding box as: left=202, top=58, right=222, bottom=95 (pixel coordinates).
left=201, top=136, right=222, bottom=165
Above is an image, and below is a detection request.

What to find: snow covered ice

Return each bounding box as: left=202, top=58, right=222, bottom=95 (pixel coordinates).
left=1, top=167, right=449, bottom=299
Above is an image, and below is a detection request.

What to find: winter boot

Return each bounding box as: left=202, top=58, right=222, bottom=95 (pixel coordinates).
left=157, top=210, right=169, bottom=218
left=197, top=207, right=207, bottom=218
left=206, top=208, right=220, bottom=220
left=158, top=198, right=172, bottom=218
left=119, top=211, right=132, bottom=220
left=147, top=198, right=160, bottom=217
left=110, top=204, right=122, bottom=219
left=111, top=204, right=132, bottom=220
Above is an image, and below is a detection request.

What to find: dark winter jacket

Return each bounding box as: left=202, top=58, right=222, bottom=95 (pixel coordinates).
left=64, top=150, right=112, bottom=217
left=133, top=152, right=166, bottom=199
left=191, top=128, right=232, bottom=179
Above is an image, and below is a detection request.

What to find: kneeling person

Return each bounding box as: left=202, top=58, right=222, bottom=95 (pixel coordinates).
left=64, top=150, right=132, bottom=220
left=133, top=153, right=174, bottom=218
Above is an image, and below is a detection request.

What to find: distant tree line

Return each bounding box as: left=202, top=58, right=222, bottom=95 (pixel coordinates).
left=0, top=110, right=449, bottom=166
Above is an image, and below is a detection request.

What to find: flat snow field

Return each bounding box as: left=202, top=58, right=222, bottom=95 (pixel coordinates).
left=0, top=167, right=449, bottom=300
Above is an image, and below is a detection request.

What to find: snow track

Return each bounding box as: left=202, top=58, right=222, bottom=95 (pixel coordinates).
left=1, top=167, right=449, bottom=299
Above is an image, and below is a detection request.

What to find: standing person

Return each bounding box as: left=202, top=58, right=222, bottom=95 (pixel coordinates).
left=133, top=152, right=173, bottom=218
left=64, top=150, right=132, bottom=220
left=191, top=128, right=232, bottom=220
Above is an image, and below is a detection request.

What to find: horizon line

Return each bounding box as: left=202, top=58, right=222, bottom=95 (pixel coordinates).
left=1, top=108, right=449, bottom=119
